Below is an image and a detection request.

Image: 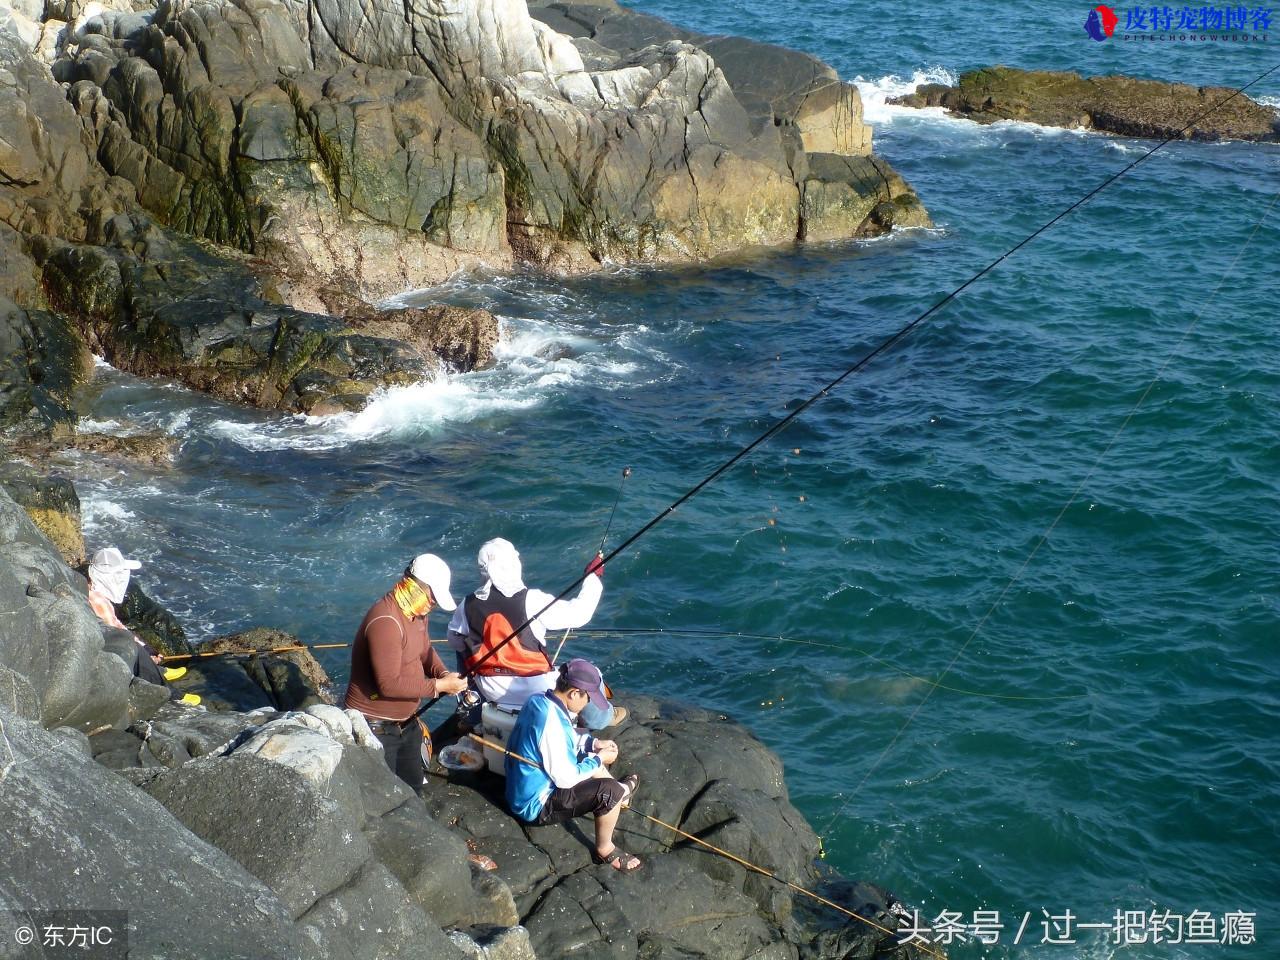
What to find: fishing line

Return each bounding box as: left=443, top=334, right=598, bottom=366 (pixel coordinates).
left=411, top=62, right=1280, bottom=727
left=570, top=628, right=1087, bottom=701
left=465, top=733, right=947, bottom=960
left=818, top=182, right=1280, bottom=840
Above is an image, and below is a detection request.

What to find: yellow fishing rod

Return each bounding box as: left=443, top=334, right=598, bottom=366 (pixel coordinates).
left=464, top=733, right=944, bottom=960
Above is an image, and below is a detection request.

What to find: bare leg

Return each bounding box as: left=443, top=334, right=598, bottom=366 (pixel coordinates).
left=593, top=802, right=622, bottom=856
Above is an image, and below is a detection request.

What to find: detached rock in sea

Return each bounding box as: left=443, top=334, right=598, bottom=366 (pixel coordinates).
left=890, top=66, right=1280, bottom=142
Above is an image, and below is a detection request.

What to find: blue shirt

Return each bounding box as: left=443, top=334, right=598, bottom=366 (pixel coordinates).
left=506, top=691, right=601, bottom=821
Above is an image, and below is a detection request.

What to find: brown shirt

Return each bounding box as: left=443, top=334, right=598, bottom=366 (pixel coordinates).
left=343, top=591, right=449, bottom=721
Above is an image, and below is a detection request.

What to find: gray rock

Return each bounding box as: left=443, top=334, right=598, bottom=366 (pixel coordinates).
left=0, top=706, right=320, bottom=960
left=0, top=662, right=39, bottom=721
left=48, top=723, right=92, bottom=756
left=449, top=925, right=536, bottom=960
left=27, top=586, right=130, bottom=729
left=143, top=753, right=371, bottom=918
left=368, top=800, right=507, bottom=928
left=127, top=676, right=171, bottom=722
left=296, top=861, right=466, bottom=960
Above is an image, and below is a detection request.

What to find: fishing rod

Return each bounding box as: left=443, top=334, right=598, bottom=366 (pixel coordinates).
left=551, top=467, right=634, bottom=665
left=463, top=732, right=945, bottom=960
left=407, top=62, right=1280, bottom=729
left=160, top=643, right=350, bottom=663
left=599, top=466, right=632, bottom=554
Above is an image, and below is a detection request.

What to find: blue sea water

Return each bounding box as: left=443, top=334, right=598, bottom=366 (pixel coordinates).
left=71, top=1, right=1279, bottom=956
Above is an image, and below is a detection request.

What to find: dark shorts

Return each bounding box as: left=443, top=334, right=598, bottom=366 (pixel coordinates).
left=535, top=777, right=627, bottom=825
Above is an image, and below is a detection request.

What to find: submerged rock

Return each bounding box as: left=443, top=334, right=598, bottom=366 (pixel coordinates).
left=890, top=66, right=1280, bottom=142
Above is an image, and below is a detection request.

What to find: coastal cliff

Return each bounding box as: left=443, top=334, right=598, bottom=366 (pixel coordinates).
left=0, top=475, right=934, bottom=960
left=1, top=0, right=928, bottom=424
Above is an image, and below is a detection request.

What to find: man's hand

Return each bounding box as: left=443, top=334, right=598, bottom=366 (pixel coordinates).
left=584, top=553, right=605, bottom=579
left=436, top=673, right=468, bottom=696
left=594, top=739, right=618, bottom=765
left=151, top=654, right=163, bottom=664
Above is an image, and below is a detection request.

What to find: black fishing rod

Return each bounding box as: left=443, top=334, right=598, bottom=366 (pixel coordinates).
left=599, top=466, right=632, bottom=554
left=406, top=62, right=1280, bottom=728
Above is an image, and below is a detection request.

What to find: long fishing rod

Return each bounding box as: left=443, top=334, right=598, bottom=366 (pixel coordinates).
left=464, top=733, right=945, bottom=960
left=408, top=62, right=1280, bottom=728
left=159, top=643, right=350, bottom=663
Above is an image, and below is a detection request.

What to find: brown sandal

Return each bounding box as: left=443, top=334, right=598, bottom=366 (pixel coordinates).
left=617, top=774, right=639, bottom=809
left=593, top=845, right=642, bottom=872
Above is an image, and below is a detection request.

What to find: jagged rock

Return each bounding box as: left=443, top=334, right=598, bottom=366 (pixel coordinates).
left=117, top=576, right=192, bottom=656
left=0, top=706, right=321, bottom=960
left=0, top=488, right=130, bottom=730
left=801, top=155, right=931, bottom=243
left=449, top=925, right=536, bottom=960
left=350, top=304, right=501, bottom=373
left=33, top=213, right=438, bottom=414
left=889, top=66, right=1280, bottom=142
left=69, top=430, right=178, bottom=467
left=185, top=625, right=332, bottom=710
left=422, top=694, right=925, bottom=960
left=126, top=675, right=171, bottom=722
left=0, top=465, right=84, bottom=565
left=0, top=297, right=91, bottom=436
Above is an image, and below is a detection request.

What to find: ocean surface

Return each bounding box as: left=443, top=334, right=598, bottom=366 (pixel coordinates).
left=72, top=1, right=1278, bottom=956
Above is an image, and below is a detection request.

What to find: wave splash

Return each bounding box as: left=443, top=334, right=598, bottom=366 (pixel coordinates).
left=207, top=309, right=663, bottom=452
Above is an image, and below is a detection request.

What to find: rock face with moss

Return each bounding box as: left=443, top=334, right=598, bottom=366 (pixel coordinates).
left=891, top=66, right=1280, bottom=141
left=46, top=0, right=926, bottom=291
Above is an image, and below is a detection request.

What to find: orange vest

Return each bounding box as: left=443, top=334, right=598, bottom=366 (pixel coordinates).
left=461, top=588, right=551, bottom=677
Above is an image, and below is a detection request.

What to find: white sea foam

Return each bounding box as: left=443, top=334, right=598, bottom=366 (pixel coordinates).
left=857, top=67, right=1100, bottom=143
left=81, top=498, right=136, bottom=534
left=78, top=418, right=124, bottom=434
left=1256, top=94, right=1280, bottom=109
left=205, top=311, right=656, bottom=452
left=853, top=66, right=959, bottom=125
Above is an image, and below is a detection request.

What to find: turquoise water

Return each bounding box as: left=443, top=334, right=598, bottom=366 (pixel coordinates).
left=73, top=2, right=1278, bottom=956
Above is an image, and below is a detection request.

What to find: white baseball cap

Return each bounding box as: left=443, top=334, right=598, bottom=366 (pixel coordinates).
left=89, top=547, right=142, bottom=572
left=407, top=553, right=456, bottom=611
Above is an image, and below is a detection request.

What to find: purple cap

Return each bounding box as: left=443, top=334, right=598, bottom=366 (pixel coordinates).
left=561, top=658, right=609, bottom=711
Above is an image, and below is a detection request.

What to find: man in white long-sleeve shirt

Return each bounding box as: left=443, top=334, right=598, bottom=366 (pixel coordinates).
left=447, top=537, right=625, bottom=728
left=506, top=658, right=640, bottom=871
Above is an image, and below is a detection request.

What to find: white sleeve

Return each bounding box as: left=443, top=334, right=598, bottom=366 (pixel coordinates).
left=525, top=575, right=602, bottom=633
left=445, top=605, right=469, bottom=651
left=537, top=712, right=599, bottom=788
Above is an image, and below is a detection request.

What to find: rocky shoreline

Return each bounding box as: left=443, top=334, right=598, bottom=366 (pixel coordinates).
left=0, top=467, right=933, bottom=959
left=2, top=0, right=931, bottom=436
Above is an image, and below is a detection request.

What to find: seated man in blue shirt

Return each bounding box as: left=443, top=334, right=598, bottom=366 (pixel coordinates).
left=505, top=658, right=641, bottom=871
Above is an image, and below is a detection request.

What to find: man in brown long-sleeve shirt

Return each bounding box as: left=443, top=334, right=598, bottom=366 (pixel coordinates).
left=344, top=554, right=467, bottom=793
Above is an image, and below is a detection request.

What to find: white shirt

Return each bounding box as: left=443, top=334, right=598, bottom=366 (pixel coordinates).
left=447, top=575, right=603, bottom=709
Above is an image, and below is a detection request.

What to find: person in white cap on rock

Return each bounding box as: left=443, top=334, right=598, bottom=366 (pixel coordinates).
left=344, top=553, right=468, bottom=794
left=446, top=538, right=625, bottom=729
left=86, top=547, right=200, bottom=705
